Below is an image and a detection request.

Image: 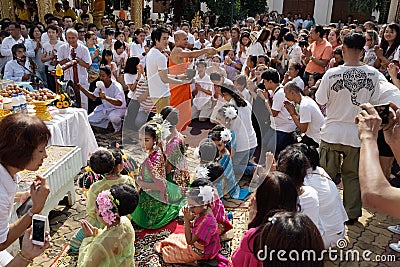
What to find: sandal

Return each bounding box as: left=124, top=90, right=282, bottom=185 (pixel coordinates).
left=388, top=225, right=400, bottom=235
left=389, top=242, right=400, bottom=253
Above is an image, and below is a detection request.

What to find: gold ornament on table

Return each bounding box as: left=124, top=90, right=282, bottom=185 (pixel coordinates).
left=30, top=100, right=54, bottom=121
left=191, top=11, right=202, bottom=29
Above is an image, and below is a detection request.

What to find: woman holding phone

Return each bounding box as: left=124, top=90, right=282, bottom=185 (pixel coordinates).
left=0, top=114, right=50, bottom=265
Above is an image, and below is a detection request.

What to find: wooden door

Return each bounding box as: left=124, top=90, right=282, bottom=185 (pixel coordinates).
left=331, top=0, right=370, bottom=23
left=283, top=0, right=315, bottom=18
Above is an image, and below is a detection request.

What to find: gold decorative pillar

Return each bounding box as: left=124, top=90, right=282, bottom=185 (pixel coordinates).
left=37, top=0, right=53, bottom=24
left=93, top=0, right=105, bottom=29
left=0, top=0, right=15, bottom=21
left=132, top=0, right=143, bottom=28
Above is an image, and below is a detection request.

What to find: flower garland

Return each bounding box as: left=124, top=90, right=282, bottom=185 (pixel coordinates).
left=96, top=190, right=120, bottom=225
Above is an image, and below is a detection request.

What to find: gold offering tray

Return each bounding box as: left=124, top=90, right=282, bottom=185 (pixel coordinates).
left=0, top=109, right=11, bottom=121
left=28, top=100, right=55, bottom=121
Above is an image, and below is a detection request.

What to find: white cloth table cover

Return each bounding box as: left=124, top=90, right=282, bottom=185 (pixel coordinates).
left=45, top=108, right=98, bottom=165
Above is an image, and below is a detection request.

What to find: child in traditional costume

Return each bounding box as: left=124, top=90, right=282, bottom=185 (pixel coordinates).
left=70, top=148, right=134, bottom=250
left=154, top=186, right=231, bottom=266
left=77, top=184, right=138, bottom=266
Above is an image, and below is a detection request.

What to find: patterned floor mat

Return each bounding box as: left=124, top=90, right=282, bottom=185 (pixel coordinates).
left=50, top=208, right=248, bottom=267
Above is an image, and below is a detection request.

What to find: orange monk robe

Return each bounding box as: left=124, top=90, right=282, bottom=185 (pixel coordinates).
left=168, top=59, right=192, bottom=131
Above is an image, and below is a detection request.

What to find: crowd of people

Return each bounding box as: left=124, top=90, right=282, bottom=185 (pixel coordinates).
left=1, top=3, right=400, bottom=266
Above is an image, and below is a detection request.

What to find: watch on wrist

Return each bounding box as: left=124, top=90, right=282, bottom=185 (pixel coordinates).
left=310, top=56, right=314, bottom=61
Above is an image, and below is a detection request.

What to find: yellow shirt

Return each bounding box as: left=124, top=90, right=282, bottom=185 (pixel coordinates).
left=77, top=12, right=94, bottom=23
left=16, top=9, right=30, bottom=21
left=53, top=10, right=65, bottom=20
left=64, top=8, right=77, bottom=20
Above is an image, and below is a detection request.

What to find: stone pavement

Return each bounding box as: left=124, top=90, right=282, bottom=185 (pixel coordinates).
left=32, top=128, right=400, bottom=266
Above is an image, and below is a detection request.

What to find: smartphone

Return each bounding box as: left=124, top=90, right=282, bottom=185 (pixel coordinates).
left=31, top=214, right=46, bottom=246
left=374, top=104, right=390, bottom=125
left=146, top=39, right=151, bottom=47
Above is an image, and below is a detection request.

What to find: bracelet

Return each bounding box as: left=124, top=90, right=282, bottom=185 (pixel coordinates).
left=17, top=250, right=33, bottom=264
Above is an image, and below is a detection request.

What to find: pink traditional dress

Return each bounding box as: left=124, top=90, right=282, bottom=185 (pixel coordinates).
left=211, top=196, right=233, bottom=235
left=154, top=212, right=231, bottom=266
left=231, top=227, right=262, bottom=267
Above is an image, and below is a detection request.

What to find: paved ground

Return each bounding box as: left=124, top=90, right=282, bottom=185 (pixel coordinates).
left=31, top=124, right=400, bottom=266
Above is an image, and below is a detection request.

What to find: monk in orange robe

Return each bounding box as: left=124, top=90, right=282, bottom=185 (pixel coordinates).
left=169, top=31, right=217, bottom=131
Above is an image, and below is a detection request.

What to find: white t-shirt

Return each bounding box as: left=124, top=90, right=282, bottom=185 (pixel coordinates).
left=93, top=80, right=126, bottom=110
left=286, top=43, right=302, bottom=64
left=57, top=42, right=92, bottom=86
left=187, top=33, right=195, bottom=45
left=316, top=65, right=380, bottom=147
left=0, top=164, right=18, bottom=244
left=42, top=41, right=65, bottom=70
left=377, top=72, right=400, bottom=107
left=129, top=42, right=146, bottom=67
left=293, top=75, right=305, bottom=91
left=247, top=42, right=265, bottom=57
left=146, top=47, right=169, bottom=98
left=299, top=185, right=320, bottom=231
left=124, top=73, right=138, bottom=100
left=193, top=40, right=210, bottom=59
left=270, top=85, right=297, bottom=132
left=299, top=96, right=325, bottom=144
left=304, top=167, right=347, bottom=236
left=239, top=88, right=253, bottom=106
left=193, top=73, right=214, bottom=109
left=230, top=99, right=258, bottom=152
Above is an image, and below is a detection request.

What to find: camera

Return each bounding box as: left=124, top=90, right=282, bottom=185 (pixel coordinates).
left=374, top=104, right=390, bottom=125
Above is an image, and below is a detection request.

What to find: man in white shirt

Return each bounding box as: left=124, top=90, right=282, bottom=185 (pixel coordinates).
left=228, top=26, right=241, bottom=56
left=78, top=67, right=126, bottom=132
left=1, top=22, right=25, bottom=63
left=316, top=32, right=380, bottom=224
left=41, top=25, right=65, bottom=91
left=193, top=30, right=210, bottom=60
left=262, top=68, right=296, bottom=158
left=192, top=60, right=214, bottom=121
left=180, top=22, right=194, bottom=50
left=41, top=17, right=65, bottom=44
left=283, top=81, right=324, bottom=147
left=146, top=27, right=190, bottom=112
left=4, top=43, right=31, bottom=82
left=58, top=28, right=92, bottom=110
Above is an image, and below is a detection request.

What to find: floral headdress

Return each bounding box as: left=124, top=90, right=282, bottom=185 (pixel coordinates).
left=151, top=113, right=164, bottom=124
left=149, top=114, right=171, bottom=141
left=223, top=106, right=238, bottom=120
left=195, top=165, right=209, bottom=179
left=220, top=128, right=232, bottom=142
left=96, top=190, right=120, bottom=225
left=197, top=185, right=214, bottom=204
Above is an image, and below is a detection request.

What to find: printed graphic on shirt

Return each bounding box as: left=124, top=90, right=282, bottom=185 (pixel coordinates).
left=331, top=68, right=375, bottom=106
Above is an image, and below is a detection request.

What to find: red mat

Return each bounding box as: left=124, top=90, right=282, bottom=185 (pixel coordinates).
left=134, top=219, right=185, bottom=239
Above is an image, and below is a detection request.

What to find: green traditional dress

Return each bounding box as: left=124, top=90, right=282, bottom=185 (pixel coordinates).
left=131, top=150, right=184, bottom=229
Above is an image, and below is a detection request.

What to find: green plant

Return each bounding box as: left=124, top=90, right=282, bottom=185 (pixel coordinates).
left=350, top=0, right=386, bottom=13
